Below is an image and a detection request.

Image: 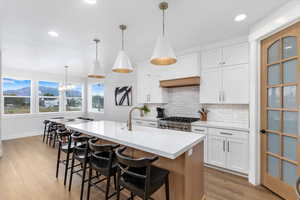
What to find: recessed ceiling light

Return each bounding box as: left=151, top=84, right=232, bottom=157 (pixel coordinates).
left=84, top=0, right=97, bottom=4
left=234, top=14, right=247, bottom=22
left=48, top=31, right=59, bottom=37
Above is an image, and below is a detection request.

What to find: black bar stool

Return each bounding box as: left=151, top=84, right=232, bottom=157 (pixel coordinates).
left=69, top=132, right=91, bottom=200
left=42, top=120, right=50, bottom=143
left=45, top=122, right=56, bottom=145
left=115, top=147, right=170, bottom=200
left=56, top=128, right=76, bottom=186
left=86, top=138, right=120, bottom=200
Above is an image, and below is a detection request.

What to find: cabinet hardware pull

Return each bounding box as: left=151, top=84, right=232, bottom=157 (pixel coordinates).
left=227, top=141, right=230, bottom=152
left=223, top=140, right=225, bottom=152
left=219, top=92, right=221, bottom=102
left=149, top=123, right=156, bottom=126
left=194, top=129, right=205, bottom=132
left=220, top=132, right=233, bottom=135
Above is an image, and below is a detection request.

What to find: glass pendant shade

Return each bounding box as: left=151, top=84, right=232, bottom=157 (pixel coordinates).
left=150, top=2, right=176, bottom=66
left=88, top=38, right=105, bottom=78
left=112, top=50, right=133, bottom=73
left=151, top=34, right=177, bottom=65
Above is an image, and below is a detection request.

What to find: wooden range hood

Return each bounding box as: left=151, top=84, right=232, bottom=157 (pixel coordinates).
left=160, top=76, right=200, bottom=88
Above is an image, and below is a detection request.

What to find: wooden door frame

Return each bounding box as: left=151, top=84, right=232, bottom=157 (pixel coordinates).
left=260, top=21, right=300, bottom=200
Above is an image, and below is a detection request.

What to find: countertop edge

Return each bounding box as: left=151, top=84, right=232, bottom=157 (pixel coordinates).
left=191, top=122, right=249, bottom=132
left=67, top=125, right=205, bottom=159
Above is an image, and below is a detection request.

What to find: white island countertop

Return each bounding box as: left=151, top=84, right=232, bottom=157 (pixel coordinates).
left=67, top=121, right=205, bottom=160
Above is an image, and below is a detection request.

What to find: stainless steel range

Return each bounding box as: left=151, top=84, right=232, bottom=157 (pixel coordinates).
left=158, top=117, right=199, bottom=132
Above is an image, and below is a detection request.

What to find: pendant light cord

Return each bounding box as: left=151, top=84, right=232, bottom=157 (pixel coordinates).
left=122, top=29, right=125, bottom=50
left=95, top=41, right=98, bottom=61
left=162, top=9, right=165, bottom=36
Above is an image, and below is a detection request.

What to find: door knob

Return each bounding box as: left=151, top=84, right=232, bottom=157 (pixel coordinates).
left=260, top=129, right=266, bottom=134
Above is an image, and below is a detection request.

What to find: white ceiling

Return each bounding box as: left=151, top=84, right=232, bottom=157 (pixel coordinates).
left=2, top=0, right=290, bottom=77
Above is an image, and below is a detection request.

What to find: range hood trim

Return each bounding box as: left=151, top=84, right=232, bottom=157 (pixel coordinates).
left=160, top=76, right=200, bottom=88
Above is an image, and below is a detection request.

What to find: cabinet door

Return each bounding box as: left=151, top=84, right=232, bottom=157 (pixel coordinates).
left=201, top=48, right=222, bottom=70
left=226, top=138, right=248, bottom=174
left=207, top=135, right=226, bottom=168
left=222, top=43, right=248, bottom=66
left=192, top=127, right=208, bottom=163
left=148, top=73, right=167, bottom=104
left=221, top=64, right=249, bottom=104
left=159, top=53, right=200, bottom=80
left=199, top=69, right=221, bottom=104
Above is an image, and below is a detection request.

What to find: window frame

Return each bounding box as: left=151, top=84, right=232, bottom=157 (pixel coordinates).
left=65, top=83, right=84, bottom=112
left=1, top=77, right=33, bottom=115
left=37, top=80, right=61, bottom=113
left=88, top=82, right=104, bottom=113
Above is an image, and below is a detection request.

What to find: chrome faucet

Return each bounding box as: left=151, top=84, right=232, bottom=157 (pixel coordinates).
left=128, top=106, right=144, bottom=131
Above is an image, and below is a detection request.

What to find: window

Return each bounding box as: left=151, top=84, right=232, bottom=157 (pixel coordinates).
left=3, top=78, right=31, bottom=114
left=38, top=81, right=60, bottom=112
left=90, top=83, right=104, bottom=112
left=66, top=84, right=83, bottom=111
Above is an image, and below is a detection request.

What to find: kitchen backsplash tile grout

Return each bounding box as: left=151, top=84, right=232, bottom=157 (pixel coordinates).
left=138, top=86, right=249, bottom=126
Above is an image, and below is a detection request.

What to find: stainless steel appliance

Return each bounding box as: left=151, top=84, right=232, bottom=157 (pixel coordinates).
left=158, top=117, right=199, bottom=132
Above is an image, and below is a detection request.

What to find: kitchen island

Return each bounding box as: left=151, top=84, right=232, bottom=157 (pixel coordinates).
left=67, top=121, right=205, bottom=200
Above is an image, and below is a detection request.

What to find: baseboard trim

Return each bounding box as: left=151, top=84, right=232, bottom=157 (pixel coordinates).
left=2, top=131, right=42, bottom=141
left=204, top=163, right=248, bottom=178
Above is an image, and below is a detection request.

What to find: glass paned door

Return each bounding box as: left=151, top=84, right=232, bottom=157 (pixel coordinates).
left=261, top=22, right=300, bottom=200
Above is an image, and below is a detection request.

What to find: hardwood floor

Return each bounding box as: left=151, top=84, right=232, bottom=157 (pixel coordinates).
left=0, top=136, right=282, bottom=200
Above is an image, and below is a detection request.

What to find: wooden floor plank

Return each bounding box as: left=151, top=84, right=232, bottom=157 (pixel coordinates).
left=0, top=136, right=283, bottom=200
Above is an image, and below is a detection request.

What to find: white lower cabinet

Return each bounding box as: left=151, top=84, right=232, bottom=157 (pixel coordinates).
left=191, top=126, right=208, bottom=163
left=208, top=135, right=226, bottom=168
left=206, top=128, right=249, bottom=174
left=226, top=137, right=249, bottom=173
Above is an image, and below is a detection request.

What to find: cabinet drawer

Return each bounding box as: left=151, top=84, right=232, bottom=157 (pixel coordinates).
left=145, top=121, right=158, bottom=128
left=191, top=126, right=208, bottom=134
left=133, top=120, right=157, bottom=128
left=133, top=120, right=145, bottom=126
left=209, top=128, right=248, bottom=140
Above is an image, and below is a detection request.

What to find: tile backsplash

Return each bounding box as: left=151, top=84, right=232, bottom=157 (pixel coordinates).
left=205, top=104, right=249, bottom=125
left=138, top=86, right=249, bottom=126
left=165, top=86, right=200, bottom=118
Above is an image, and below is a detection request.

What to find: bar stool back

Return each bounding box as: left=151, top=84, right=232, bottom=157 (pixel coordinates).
left=69, top=132, right=91, bottom=200
left=42, top=120, right=50, bottom=143
left=56, top=128, right=72, bottom=185
left=116, top=147, right=170, bottom=200
left=86, top=139, right=120, bottom=200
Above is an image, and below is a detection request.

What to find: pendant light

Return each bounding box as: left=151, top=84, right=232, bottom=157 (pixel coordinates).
left=59, top=66, right=75, bottom=91
left=112, top=24, right=133, bottom=73
left=150, top=2, right=177, bottom=66
left=88, top=39, right=105, bottom=79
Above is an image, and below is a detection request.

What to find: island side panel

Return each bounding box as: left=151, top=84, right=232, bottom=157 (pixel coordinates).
left=133, top=149, right=185, bottom=200
left=184, top=142, right=204, bottom=200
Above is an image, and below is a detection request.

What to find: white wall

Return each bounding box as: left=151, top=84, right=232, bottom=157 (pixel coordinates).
left=87, top=70, right=137, bottom=122
left=1, top=67, right=86, bottom=140
left=248, top=0, right=300, bottom=185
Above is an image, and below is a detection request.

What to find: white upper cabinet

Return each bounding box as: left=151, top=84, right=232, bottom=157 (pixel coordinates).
left=159, top=53, right=200, bottom=80
left=200, top=42, right=249, bottom=104
left=137, top=61, right=167, bottom=104
left=222, top=43, right=249, bottom=66
left=201, top=48, right=222, bottom=70
left=137, top=53, right=199, bottom=104
left=221, top=64, right=249, bottom=104
left=199, top=69, right=221, bottom=104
